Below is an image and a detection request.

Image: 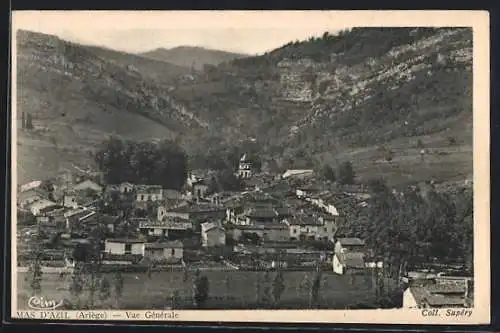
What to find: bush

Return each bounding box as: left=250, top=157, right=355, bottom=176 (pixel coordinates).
left=337, top=161, right=355, bottom=185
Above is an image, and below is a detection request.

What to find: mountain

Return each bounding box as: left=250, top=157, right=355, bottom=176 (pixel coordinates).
left=170, top=27, right=473, bottom=186
left=139, top=46, right=248, bottom=70
left=15, top=28, right=473, bottom=188
left=15, top=30, right=211, bottom=184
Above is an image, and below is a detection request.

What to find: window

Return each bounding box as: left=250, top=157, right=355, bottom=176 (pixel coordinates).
left=141, top=195, right=145, bottom=201
left=124, top=244, right=132, bottom=254
left=171, top=248, right=175, bottom=256
left=292, top=228, right=297, bottom=234
left=324, top=227, right=327, bottom=232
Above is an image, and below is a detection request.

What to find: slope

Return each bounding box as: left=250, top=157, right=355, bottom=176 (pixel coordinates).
left=174, top=27, right=473, bottom=187
left=15, top=30, right=210, bottom=184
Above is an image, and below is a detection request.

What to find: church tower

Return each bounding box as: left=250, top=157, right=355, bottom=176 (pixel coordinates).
left=238, top=154, right=253, bottom=179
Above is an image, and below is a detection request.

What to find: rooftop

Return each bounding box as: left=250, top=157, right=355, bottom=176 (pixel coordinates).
left=409, top=285, right=467, bottom=307
left=146, top=240, right=183, bottom=249
left=201, top=221, right=225, bottom=232
left=337, top=251, right=366, bottom=268
left=106, top=238, right=145, bottom=244
left=136, top=185, right=163, bottom=194
left=282, top=169, right=314, bottom=179
left=245, top=208, right=278, bottom=219
left=100, top=215, right=119, bottom=225
left=285, top=215, right=323, bottom=226
left=235, top=222, right=288, bottom=230
left=169, top=203, right=224, bottom=213
left=337, top=237, right=366, bottom=246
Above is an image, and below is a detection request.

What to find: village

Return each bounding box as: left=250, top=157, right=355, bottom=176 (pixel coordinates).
left=16, top=153, right=473, bottom=309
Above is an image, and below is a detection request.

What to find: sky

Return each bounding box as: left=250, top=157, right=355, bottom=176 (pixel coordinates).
left=12, top=11, right=479, bottom=55
left=12, top=11, right=351, bottom=55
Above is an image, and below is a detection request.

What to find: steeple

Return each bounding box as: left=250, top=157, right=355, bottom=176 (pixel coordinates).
left=238, top=153, right=253, bottom=179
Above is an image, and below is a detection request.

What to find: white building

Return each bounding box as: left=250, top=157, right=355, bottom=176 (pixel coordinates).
left=332, top=252, right=366, bottom=275
left=284, top=215, right=337, bottom=242
left=201, top=222, right=226, bottom=247
left=104, top=239, right=146, bottom=256
left=63, top=194, right=78, bottom=208
left=135, top=185, right=164, bottom=202
left=282, top=169, right=314, bottom=179
left=72, top=179, right=103, bottom=193
left=144, top=241, right=183, bottom=263
left=119, top=182, right=134, bottom=194
left=29, top=199, right=58, bottom=216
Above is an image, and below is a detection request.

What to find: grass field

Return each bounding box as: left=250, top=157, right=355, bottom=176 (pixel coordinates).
left=17, top=270, right=397, bottom=310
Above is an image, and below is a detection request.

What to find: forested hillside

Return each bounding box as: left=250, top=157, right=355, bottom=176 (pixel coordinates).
left=16, top=28, right=472, bottom=188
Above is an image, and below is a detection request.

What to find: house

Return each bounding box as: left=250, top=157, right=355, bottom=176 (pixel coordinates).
left=105, top=238, right=145, bottom=256
left=138, top=218, right=193, bottom=239
left=28, top=199, right=58, bottom=216
left=238, top=153, right=253, bottom=179
left=201, top=222, right=226, bottom=247
left=164, top=189, right=183, bottom=200
left=135, top=185, right=164, bottom=202
left=18, top=188, right=50, bottom=209
left=230, top=222, right=289, bottom=243
left=186, top=171, right=206, bottom=187
left=119, top=182, right=134, bottom=194
left=284, top=215, right=337, bottom=242
left=62, top=194, right=78, bottom=208
left=334, top=237, right=366, bottom=254
left=333, top=252, right=366, bottom=275
left=165, top=203, right=226, bottom=222
left=19, top=180, right=43, bottom=193
left=100, top=214, right=120, bottom=233
left=64, top=208, right=98, bottom=231
left=72, top=179, right=103, bottom=193
left=191, top=179, right=209, bottom=199
left=282, top=169, right=314, bottom=179
left=144, top=240, right=183, bottom=263
left=402, top=282, right=470, bottom=308
left=244, top=206, right=279, bottom=225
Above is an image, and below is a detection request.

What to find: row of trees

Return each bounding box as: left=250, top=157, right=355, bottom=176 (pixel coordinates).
left=354, top=179, right=473, bottom=277
left=94, top=136, right=188, bottom=190
left=320, top=161, right=356, bottom=184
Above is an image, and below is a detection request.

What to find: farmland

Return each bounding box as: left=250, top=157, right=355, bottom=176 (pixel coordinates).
left=16, top=270, right=399, bottom=310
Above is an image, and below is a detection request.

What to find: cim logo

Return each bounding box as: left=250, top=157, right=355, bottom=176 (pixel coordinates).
left=28, top=296, right=63, bottom=310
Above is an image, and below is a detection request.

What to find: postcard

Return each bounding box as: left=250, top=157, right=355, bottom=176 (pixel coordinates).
left=10, top=10, right=490, bottom=324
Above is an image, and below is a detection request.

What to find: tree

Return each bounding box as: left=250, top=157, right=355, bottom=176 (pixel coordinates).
left=25, top=113, right=34, bottom=130
left=309, top=265, right=323, bottom=308
left=272, top=270, right=285, bottom=307
left=26, top=252, right=43, bottom=295
left=113, top=272, right=124, bottom=308
left=193, top=270, right=209, bottom=308
left=69, top=263, right=85, bottom=309
left=255, top=273, right=263, bottom=305
left=261, top=271, right=273, bottom=306
left=321, top=165, right=336, bottom=182
left=99, top=276, right=111, bottom=302
left=95, top=137, right=188, bottom=190
left=337, top=161, right=355, bottom=185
